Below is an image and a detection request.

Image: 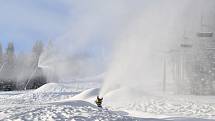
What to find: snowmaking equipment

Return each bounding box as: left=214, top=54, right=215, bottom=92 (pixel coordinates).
left=95, top=96, right=103, bottom=108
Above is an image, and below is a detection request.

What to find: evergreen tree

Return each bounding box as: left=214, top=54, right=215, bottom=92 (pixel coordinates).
left=0, top=42, right=3, bottom=65
left=33, top=40, right=44, bottom=57
left=6, top=42, right=15, bottom=64
left=47, top=40, right=54, bottom=50
left=25, top=40, right=47, bottom=90
left=32, top=40, right=44, bottom=67
left=1, top=42, right=16, bottom=91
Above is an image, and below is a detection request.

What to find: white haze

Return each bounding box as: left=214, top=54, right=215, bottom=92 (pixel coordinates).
left=100, top=0, right=215, bottom=97
left=38, top=0, right=215, bottom=97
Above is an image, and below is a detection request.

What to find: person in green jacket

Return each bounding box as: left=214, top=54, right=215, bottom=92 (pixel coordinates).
left=95, top=96, right=103, bottom=108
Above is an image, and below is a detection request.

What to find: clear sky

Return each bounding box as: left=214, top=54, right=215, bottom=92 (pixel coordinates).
left=0, top=0, right=72, bottom=53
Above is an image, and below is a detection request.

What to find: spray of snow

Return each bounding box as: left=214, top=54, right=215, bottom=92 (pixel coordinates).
left=38, top=0, right=131, bottom=82
left=37, top=0, right=215, bottom=99
left=100, top=0, right=215, bottom=97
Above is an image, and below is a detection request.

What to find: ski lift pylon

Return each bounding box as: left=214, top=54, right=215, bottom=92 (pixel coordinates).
left=197, top=32, right=213, bottom=37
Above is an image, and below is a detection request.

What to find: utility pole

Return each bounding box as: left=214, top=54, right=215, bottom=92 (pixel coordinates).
left=163, top=57, right=166, bottom=93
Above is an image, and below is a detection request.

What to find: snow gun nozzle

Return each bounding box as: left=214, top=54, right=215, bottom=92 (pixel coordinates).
left=95, top=96, right=103, bottom=108
left=97, top=96, right=103, bottom=100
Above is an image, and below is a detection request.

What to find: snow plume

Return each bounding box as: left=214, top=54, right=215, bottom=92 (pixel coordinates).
left=36, top=1, right=133, bottom=81
left=38, top=0, right=136, bottom=82
left=38, top=0, right=215, bottom=96
left=100, top=0, right=215, bottom=97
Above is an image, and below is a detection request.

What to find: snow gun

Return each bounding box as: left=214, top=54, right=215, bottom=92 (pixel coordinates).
left=95, top=96, right=103, bottom=108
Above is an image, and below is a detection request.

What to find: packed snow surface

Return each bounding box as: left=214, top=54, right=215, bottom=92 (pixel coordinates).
left=34, top=83, right=74, bottom=93
left=0, top=82, right=214, bottom=121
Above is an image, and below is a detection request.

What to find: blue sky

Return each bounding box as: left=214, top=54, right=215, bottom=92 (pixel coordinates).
left=0, top=0, right=112, bottom=61
left=0, top=0, right=72, bottom=52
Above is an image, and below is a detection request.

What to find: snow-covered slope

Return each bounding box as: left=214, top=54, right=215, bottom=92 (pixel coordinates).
left=0, top=83, right=79, bottom=105
left=0, top=100, right=137, bottom=121
left=71, top=88, right=99, bottom=100
left=0, top=83, right=214, bottom=121
left=0, top=83, right=139, bottom=121
left=102, top=88, right=215, bottom=120
left=35, top=83, right=74, bottom=93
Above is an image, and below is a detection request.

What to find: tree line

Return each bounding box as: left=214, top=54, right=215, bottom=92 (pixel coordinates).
left=0, top=41, right=49, bottom=91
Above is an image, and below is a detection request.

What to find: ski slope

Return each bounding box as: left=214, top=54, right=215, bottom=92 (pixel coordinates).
left=0, top=82, right=214, bottom=121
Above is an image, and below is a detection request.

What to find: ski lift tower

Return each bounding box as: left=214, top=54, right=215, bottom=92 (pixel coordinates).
left=178, top=30, right=193, bottom=94
left=194, top=15, right=214, bottom=95
left=197, top=15, right=213, bottom=38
